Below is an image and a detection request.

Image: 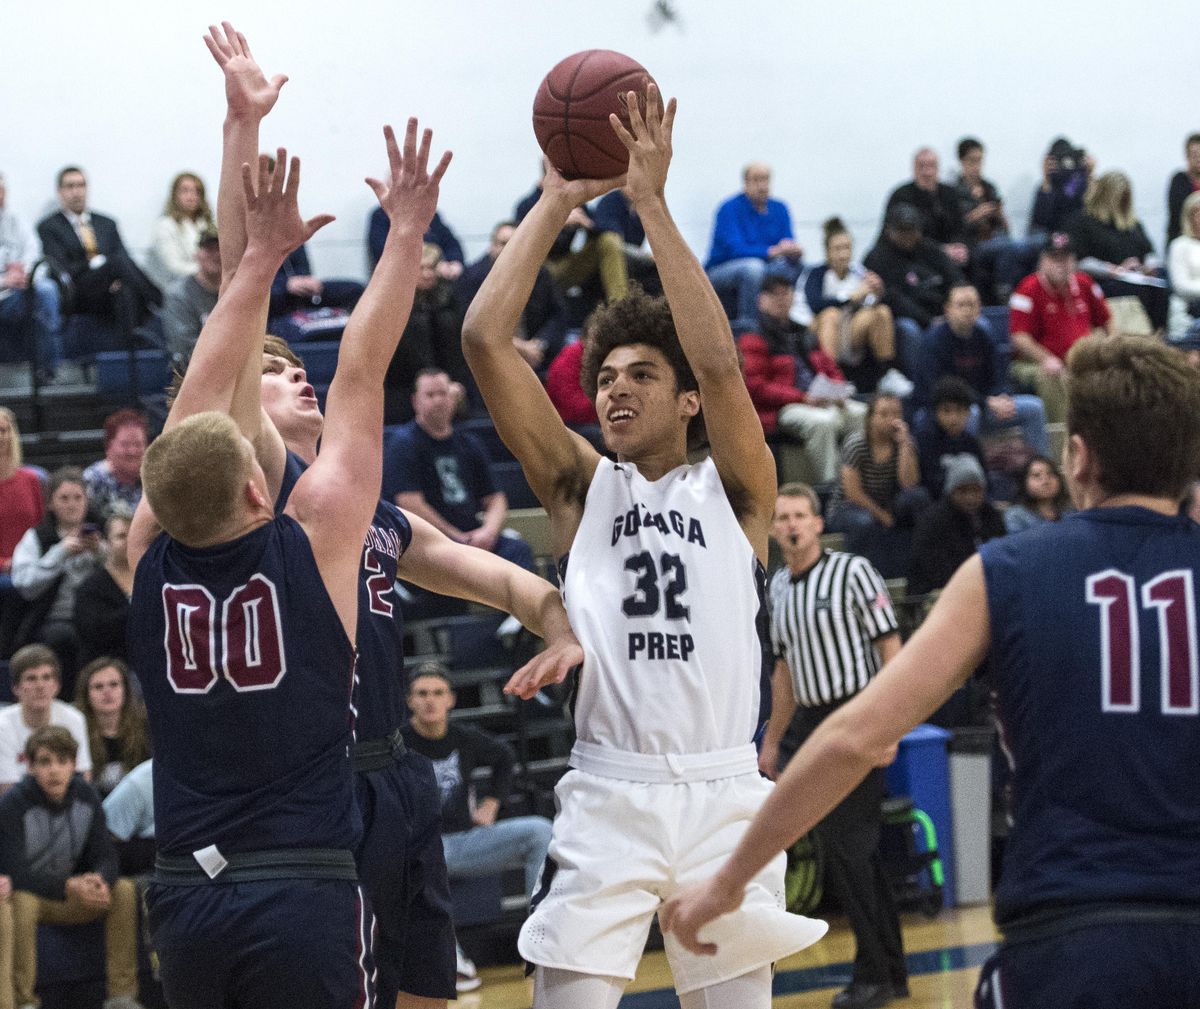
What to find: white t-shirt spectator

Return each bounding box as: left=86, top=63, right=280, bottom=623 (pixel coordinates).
left=0, top=701, right=93, bottom=785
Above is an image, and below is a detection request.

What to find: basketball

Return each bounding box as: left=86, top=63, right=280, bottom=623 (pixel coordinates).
left=532, top=49, right=655, bottom=180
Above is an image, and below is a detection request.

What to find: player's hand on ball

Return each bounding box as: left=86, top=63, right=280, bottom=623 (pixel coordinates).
left=242, top=149, right=335, bottom=259
left=204, top=22, right=288, bottom=122
left=659, top=875, right=743, bottom=957
left=366, top=119, right=453, bottom=237
left=610, top=82, right=676, bottom=205
left=540, top=156, right=625, bottom=211
left=503, top=635, right=584, bottom=700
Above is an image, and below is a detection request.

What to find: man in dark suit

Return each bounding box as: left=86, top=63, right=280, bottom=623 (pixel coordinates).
left=36, top=166, right=160, bottom=332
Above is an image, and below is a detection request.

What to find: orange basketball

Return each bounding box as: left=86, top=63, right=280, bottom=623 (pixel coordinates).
left=532, top=49, right=655, bottom=180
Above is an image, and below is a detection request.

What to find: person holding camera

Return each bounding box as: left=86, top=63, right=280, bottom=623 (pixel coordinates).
left=1030, top=137, right=1094, bottom=237
left=9, top=468, right=103, bottom=689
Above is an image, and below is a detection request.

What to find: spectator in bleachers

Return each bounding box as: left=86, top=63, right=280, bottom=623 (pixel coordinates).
left=1008, top=233, right=1110, bottom=423
left=884, top=148, right=969, bottom=266
left=865, top=204, right=964, bottom=375
left=953, top=138, right=1036, bottom=301
left=0, top=646, right=92, bottom=791
left=1070, top=170, right=1167, bottom=333
left=144, top=172, right=213, bottom=291
left=798, top=217, right=897, bottom=393
left=515, top=177, right=623, bottom=305
left=73, top=658, right=150, bottom=800
left=457, top=222, right=567, bottom=377
left=385, top=244, right=470, bottom=423
left=83, top=409, right=146, bottom=520
left=368, top=206, right=464, bottom=279
left=73, top=511, right=133, bottom=667
left=37, top=166, right=161, bottom=334
left=1166, top=132, right=1200, bottom=247
left=1030, top=137, right=1094, bottom=236
left=920, top=283, right=1049, bottom=455
left=0, top=172, right=62, bottom=379
left=592, top=189, right=659, bottom=298
left=825, top=393, right=930, bottom=572
left=705, top=162, right=803, bottom=331
left=102, top=758, right=154, bottom=878
left=0, top=725, right=142, bottom=1009
left=384, top=369, right=536, bottom=615
left=1183, top=481, right=1200, bottom=524
left=1003, top=455, right=1074, bottom=535
left=545, top=329, right=598, bottom=426
left=268, top=243, right=364, bottom=323
left=914, top=377, right=986, bottom=500
left=742, top=276, right=867, bottom=484
left=909, top=454, right=1004, bottom=595
left=160, top=227, right=220, bottom=364
left=1167, top=192, right=1200, bottom=341
left=10, top=469, right=102, bottom=683
left=0, top=409, right=43, bottom=579
left=402, top=663, right=553, bottom=995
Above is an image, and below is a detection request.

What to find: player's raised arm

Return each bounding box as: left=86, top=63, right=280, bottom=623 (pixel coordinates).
left=611, top=86, right=778, bottom=557
left=204, top=22, right=289, bottom=491
left=286, top=120, right=450, bottom=638
left=660, top=555, right=991, bottom=955
left=129, top=153, right=330, bottom=569
left=460, top=165, right=612, bottom=509
left=397, top=512, right=584, bottom=698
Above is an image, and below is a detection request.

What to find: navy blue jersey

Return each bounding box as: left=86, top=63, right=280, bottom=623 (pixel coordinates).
left=980, top=507, right=1200, bottom=926
left=277, top=451, right=413, bottom=740
left=130, top=516, right=359, bottom=858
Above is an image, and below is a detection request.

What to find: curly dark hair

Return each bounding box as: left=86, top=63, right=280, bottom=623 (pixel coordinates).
left=579, top=284, right=706, bottom=449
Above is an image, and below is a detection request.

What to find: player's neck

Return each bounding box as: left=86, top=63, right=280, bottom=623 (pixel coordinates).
left=284, top=436, right=317, bottom=467
left=1088, top=491, right=1178, bottom=515
left=188, top=512, right=273, bottom=549
left=409, top=717, right=448, bottom=740
left=619, top=445, right=689, bottom=483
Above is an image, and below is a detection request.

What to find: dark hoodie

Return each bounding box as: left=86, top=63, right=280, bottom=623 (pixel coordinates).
left=0, top=773, right=116, bottom=899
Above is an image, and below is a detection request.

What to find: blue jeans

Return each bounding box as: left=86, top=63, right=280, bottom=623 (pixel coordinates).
left=707, top=256, right=800, bottom=331
left=972, top=235, right=1040, bottom=293
left=968, top=396, right=1049, bottom=456
left=894, top=316, right=924, bottom=379
left=441, top=816, right=553, bottom=899
left=0, top=279, right=63, bottom=371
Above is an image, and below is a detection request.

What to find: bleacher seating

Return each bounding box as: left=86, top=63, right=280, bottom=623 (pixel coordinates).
left=94, top=349, right=171, bottom=400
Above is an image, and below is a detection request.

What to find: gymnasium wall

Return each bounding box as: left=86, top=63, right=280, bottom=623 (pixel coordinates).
left=8, top=0, right=1196, bottom=278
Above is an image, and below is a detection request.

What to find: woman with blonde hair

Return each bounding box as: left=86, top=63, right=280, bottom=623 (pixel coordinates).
left=73, top=657, right=150, bottom=797
left=1168, top=191, right=1200, bottom=341
left=797, top=217, right=899, bottom=392
left=1071, top=170, right=1166, bottom=331
left=145, top=171, right=213, bottom=290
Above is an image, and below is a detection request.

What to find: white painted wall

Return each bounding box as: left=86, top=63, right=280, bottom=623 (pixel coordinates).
left=7, top=0, right=1197, bottom=279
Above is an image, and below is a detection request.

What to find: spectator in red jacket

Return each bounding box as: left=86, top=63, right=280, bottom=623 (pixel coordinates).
left=739, top=277, right=867, bottom=484
left=545, top=334, right=598, bottom=426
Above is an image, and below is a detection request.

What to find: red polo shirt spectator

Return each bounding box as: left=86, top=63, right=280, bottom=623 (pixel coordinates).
left=545, top=339, right=598, bottom=425
left=1009, top=268, right=1110, bottom=360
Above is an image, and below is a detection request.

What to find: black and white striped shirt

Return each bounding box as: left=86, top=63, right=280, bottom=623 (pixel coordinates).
left=768, top=550, right=898, bottom=707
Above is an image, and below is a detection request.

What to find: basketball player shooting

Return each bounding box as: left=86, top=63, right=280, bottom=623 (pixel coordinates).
left=462, top=84, right=826, bottom=1009
left=662, top=338, right=1200, bottom=1008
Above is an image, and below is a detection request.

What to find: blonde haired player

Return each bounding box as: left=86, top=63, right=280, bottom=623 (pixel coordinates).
left=462, top=84, right=825, bottom=1009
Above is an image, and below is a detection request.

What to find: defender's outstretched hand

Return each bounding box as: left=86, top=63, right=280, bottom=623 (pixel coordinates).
left=365, top=120, right=453, bottom=237
left=503, top=634, right=584, bottom=701
left=205, top=22, right=288, bottom=121
left=658, top=874, right=744, bottom=957
left=610, top=82, right=676, bottom=205
left=242, top=150, right=335, bottom=261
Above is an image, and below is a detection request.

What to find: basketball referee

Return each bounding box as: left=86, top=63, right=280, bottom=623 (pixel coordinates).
left=762, top=483, right=907, bottom=1009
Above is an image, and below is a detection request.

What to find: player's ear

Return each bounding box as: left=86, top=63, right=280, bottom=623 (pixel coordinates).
left=679, top=389, right=700, bottom=419
left=1065, top=433, right=1091, bottom=504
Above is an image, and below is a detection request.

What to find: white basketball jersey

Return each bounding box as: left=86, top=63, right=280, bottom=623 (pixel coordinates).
left=562, top=456, right=766, bottom=755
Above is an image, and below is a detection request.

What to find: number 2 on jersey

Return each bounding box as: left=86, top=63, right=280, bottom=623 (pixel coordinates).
left=1087, top=569, right=1199, bottom=715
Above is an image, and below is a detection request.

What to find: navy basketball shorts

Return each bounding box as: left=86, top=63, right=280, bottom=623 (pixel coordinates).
left=976, top=920, right=1200, bottom=1009
left=356, top=748, right=457, bottom=1003
left=146, top=877, right=370, bottom=1009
